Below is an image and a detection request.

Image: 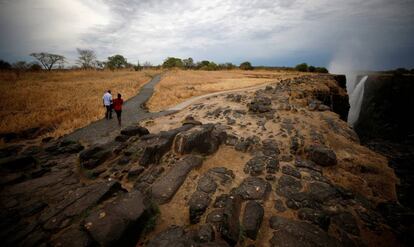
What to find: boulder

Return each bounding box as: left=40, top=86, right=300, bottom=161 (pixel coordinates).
left=79, top=145, right=112, bottom=169
left=248, top=96, right=272, bottom=113
left=242, top=201, right=264, bottom=240
left=235, top=177, right=270, bottom=200
left=298, top=208, right=331, bottom=230
left=197, top=174, right=218, bottom=194
left=195, top=224, right=215, bottom=243
left=51, top=227, right=93, bottom=247
left=0, top=155, right=36, bottom=171
left=45, top=140, right=84, bottom=155
left=220, top=194, right=242, bottom=246
left=269, top=216, right=337, bottom=247
left=151, top=155, right=203, bottom=204
left=306, top=145, right=337, bottom=166
left=147, top=226, right=195, bottom=247
left=189, top=191, right=211, bottom=224
left=173, top=124, right=225, bottom=155
left=276, top=175, right=303, bottom=197
left=120, top=126, right=149, bottom=137
left=331, top=212, right=360, bottom=236
left=84, top=190, right=154, bottom=246
left=281, top=165, right=301, bottom=179
left=182, top=115, right=202, bottom=126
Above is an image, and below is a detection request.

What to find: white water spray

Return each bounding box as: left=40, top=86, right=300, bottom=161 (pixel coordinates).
left=348, top=75, right=368, bottom=126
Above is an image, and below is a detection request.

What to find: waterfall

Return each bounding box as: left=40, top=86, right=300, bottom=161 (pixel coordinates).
left=348, top=75, right=368, bottom=126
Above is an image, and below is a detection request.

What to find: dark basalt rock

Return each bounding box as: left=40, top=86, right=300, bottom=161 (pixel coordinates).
left=235, top=177, right=270, bottom=200
left=261, top=139, right=280, bottom=157
left=84, top=190, right=155, bottom=246
left=242, top=201, right=264, bottom=240
left=182, top=115, right=202, bottom=126
left=0, top=145, right=23, bottom=159
left=220, top=194, right=242, bottom=246
left=197, top=174, right=218, bottom=194
left=120, top=126, right=149, bottom=137
left=295, top=157, right=322, bottom=172
left=0, top=155, right=36, bottom=171
left=269, top=216, right=337, bottom=247
left=306, top=144, right=337, bottom=166
left=307, top=182, right=339, bottom=202
left=51, top=226, right=94, bottom=247
left=206, top=209, right=225, bottom=224
left=174, top=124, right=226, bottom=155
left=79, top=145, right=112, bottom=169
left=248, top=96, right=272, bottom=113
left=235, top=136, right=260, bottom=153
left=147, top=225, right=198, bottom=247
left=331, top=212, right=360, bottom=236
left=189, top=191, right=212, bottom=224
left=151, top=155, right=203, bottom=204
left=298, top=208, right=331, bottom=230
left=195, top=224, right=215, bottom=243
left=244, top=156, right=266, bottom=176
left=274, top=199, right=286, bottom=212
left=282, top=165, right=302, bottom=179
left=45, top=140, right=84, bottom=155
left=276, top=175, right=303, bottom=197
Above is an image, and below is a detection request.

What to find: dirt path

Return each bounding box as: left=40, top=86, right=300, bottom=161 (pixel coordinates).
left=64, top=74, right=174, bottom=146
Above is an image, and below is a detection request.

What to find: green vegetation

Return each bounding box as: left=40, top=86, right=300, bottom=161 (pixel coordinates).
left=239, top=61, right=253, bottom=70
left=295, top=62, right=328, bottom=73
left=106, top=54, right=128, bottom=70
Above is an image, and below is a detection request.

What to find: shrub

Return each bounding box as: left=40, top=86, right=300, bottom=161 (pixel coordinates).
left=240, top=61, right=253, bottom=70
left=308, top=66, right=316, bottom=72
left=315, top=67, right=329, bottom=73
left=162, top=57, right=184, bottom=68
left=0, top=60, right=11, bottom=70
left=106, top=54, right=128, bottom=70
left=295, top=63, right=308, bottom=72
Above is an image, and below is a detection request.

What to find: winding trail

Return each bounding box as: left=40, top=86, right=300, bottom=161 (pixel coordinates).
left=65, top=74, right=276, bottom=146
left=64, top=74, right=175, bottom=145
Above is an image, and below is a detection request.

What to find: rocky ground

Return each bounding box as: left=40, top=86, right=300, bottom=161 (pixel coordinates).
left=1, top=74, right=412, bottom=246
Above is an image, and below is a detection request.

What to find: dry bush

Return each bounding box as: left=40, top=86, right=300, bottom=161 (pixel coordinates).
left=147, top=69, right=302, bottom=111
left=0, top=69, right=159, bottom=138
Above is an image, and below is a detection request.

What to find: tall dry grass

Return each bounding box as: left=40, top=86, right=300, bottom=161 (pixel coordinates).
left=0, top=69, right=159, bottom=138
left=147, top=69, right=302, bottom=111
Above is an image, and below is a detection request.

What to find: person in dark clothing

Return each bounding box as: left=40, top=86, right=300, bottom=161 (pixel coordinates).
left=112, top=93, right=124, bottom=126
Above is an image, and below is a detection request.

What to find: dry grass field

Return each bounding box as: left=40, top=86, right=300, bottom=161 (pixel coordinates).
left=0, top=69, right=159, bottom=139
left=146, top=69, right=303, bottom=111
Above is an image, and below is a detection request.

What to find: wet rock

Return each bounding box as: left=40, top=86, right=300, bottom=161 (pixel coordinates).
left=189, top=191, right=211, bottom=224
left=248, top=96, right=272, bottom=113
left=306, top=145, right=337, bottom=166
left=331, top=212, right=360, bottom=236
left=120, top=126, right=149, bottom=137
left=276, top=175, right=303, bottom=197
left=235, top=177, right=270, bottom=200
left=282, top=165, right=301, bottom=179
left=84, top=190, right=154, bottom=246
left=197, top=174, right=218, bottom=194
left=151, top=155, right=203, bottom=204
left=269, top=216, right=337, bottom=247
left=220, top=194, right=242, bottom=246
left=298, top=208, right=331, bottom=230
left=174, top=124, right=225, bottom=155
left=79, top=145, right=112, bottom=169
left=242, top=201, right=264, bottom=240
left=0, top=155, right=36, bottom=171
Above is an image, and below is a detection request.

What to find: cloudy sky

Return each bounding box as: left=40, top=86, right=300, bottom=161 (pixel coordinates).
left=0, top=0, right=413, bottom=70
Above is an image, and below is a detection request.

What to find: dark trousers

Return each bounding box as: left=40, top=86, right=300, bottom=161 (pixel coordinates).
left=105, top=105, right=112, bottom=119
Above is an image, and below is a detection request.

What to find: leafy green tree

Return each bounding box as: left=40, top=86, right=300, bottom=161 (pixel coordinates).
left=295, top=63, right=308, bottom=72
left=315, top=67, right=328, bottom=73
left=29, top=62, right=42, bottom=71
left=12, top=61, right=29, bottom=70
left=106, top=54, right=128, bottom=70
left=308, top=66, right=316, bottom=72
left=30, top=52, right=66, bottom=71
left=239, top=61, right=253, bottom=70
left=162, top=57, right=184, bottom=68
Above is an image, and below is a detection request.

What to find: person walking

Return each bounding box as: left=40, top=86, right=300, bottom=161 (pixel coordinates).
left=102, top=90, right=113, bottom=119
left=112, top=93, right=124, bottom=126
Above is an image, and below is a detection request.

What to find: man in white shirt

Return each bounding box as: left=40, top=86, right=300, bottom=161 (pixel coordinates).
left=102, top=90, right=113, bottom=119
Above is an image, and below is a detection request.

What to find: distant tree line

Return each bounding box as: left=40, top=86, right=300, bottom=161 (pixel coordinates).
left=295, top=63, right=329, bottom=73
left=161, top=57, right=253, bottom=71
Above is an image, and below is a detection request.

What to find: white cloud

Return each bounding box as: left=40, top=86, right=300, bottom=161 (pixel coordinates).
left=1, top=0, right=413, bottom=68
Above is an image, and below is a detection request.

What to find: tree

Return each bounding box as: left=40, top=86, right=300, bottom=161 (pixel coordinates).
left=106, top=54, right=128, bottom=70
left=76, top=48, right=97, bottom=69
left=134, top=61, right=143, bottom=71
left=295, top=63, right=308, bottom=72
left=29, top=62, right=42, bottom=71
left=308, top=66, right=316, bottom=72
left=0, top=60, right=11, bottom=70
left=30, top=52, right=66, bottom=71
left=162, top=57, right=183, bottom=68
left=240, top=61, right=253, bottom=70
left=315, top=67, right=328, bottom=73
left=183, top=57, right=194, bottom=69
left=12, top=61, right=29, bottom=70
